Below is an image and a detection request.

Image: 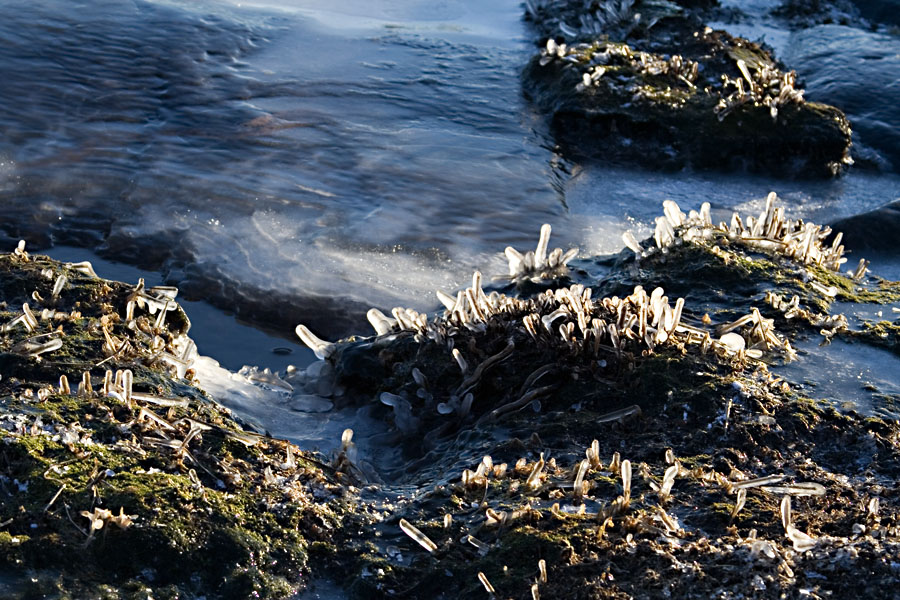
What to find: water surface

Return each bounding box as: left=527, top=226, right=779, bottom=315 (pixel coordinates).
left=2, top=0, right=898, bottom=342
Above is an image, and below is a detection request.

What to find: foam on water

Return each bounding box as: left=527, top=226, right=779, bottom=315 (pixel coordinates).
left=226, top=0, right=528, bottom=45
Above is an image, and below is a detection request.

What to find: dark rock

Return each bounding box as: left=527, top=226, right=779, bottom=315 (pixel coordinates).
left=523, top=1, right=853, bottom=177
left=831, top=200, right=900, bottom=253
left=323, top=198, right=900, bottom=600
left=850, top=0, right=900, bottom=26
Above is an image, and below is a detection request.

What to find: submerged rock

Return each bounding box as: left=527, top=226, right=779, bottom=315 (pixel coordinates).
left=848, top=0, right=900, bottom=26
left=522, top=1, right=853, bottom=176
left=831, top=200, right=900, bottom=253
left=782, top=24, right=900, bottom=172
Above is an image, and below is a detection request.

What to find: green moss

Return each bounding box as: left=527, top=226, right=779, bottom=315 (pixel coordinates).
left=808, top=265, right=900, bottom=304
left=0, top=252, right=346, bottom=599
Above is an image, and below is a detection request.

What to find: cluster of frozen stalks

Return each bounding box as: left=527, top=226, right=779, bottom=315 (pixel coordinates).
left=531, top=2, right=806, bottom=121
left=623, top=192, right=864, bottom=281
left=538, top=37, right=700, bottom=93
left=295, top=195, right=844, bottom=379
left=3, top=247, right=197, bottom=380
left=715, top=58, right=805, bottom=121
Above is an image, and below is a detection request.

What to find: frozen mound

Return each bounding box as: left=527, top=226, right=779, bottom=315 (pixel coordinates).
left=287, top=193, right=900, bottom=599
left=521, top=0, right=853, bottom=176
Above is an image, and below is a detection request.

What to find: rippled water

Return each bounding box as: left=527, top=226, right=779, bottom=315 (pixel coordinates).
left=0, top=0, right=560, bottom=340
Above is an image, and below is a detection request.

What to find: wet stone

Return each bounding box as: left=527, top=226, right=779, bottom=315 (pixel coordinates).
left=0, top=249, right=344, bottom=600
left=521, top=1, right=853, bottom=176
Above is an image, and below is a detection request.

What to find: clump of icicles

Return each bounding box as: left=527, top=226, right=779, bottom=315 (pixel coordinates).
left=622, top=192, right=867, bottom=284
left=296, top=226, right=792, bottom=366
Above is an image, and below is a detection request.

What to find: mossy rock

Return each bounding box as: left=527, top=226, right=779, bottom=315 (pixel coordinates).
left=522, top=2, right=852, bottom=176
left=0, top=250, right=344, bottom=599
left=313, top=208, right=900, bottom=599
left=523, top=30, right=851, bottom=176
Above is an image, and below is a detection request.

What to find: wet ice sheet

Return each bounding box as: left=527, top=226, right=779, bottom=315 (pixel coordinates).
left=771, top=294, right=900, bottom=421
left=192, top=355, right=406, bottom=474
left=778, top=336, right=900, bottom=420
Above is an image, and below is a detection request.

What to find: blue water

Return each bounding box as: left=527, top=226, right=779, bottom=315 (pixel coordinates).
left=0, top=0, right=556, bottom=342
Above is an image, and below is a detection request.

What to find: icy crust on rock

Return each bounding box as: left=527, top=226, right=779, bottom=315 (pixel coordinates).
left=0, top=247, right=342, bottom=599
left=292, top=193, right=891, bottom=447
left=626, top=192, right=856, bottom=276
left=521, top=1, right=853, bottom=176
